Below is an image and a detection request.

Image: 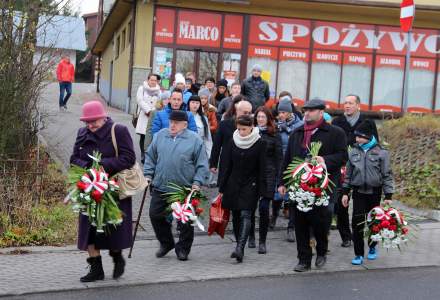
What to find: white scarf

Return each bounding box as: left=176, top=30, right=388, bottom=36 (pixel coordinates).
left=233, top=127, right=261, bottom=149
left=142, top=81, right=161, bottom=96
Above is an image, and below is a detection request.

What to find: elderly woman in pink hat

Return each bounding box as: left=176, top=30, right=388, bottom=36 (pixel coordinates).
left=70, top=100, right=136, bottom=282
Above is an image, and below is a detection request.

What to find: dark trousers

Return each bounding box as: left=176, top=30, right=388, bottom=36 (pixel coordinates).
left=139, top=134, right=145, bottom=163
left=149, top=189, right=194, bottom=254
left=288, top=201, right=295, bottom=229
left=352, top=192, right=381, bottom=257
left=336, top=192, right=352, bottom=242
left=59, top=81, right=72, bottom=107
left=294, top=206, right=330, bottom=265
left=248, top=197, right=271, bottom=243
left=232, top=209, right=252, bottom=246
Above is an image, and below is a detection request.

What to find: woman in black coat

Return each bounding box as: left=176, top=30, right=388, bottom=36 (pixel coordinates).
left=252, top=106, right=283, bottom=254
left=70, top=101, right=136, bottom=282
left=219, top=115, right=266, bottom=263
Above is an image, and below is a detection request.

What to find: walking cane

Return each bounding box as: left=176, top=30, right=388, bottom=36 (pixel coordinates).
left=128, top=185, right=149, bottom=258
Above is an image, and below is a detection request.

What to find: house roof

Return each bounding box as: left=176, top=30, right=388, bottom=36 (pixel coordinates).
left=35, top=14, right=87, bottom=51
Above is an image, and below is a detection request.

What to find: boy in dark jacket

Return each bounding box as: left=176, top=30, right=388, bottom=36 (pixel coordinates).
left=341, top=120, right=394, bottom=266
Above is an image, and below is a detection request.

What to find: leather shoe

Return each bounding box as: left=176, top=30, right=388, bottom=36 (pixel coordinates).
left=155, top=245, right=174, bottom=258
left=258, top=242, right=266, bottom=254
left=341, top=240, right=352, bottom=248
left=176, top=250, right=188, bottom=261
left=315, top=255, right=327, bottom=268
left=294, top=262, right=311, bottom=272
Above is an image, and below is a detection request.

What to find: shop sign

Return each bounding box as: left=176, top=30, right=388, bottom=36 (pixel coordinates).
left=223, top=15, right=243, bottom=49
left=176, top=11, right=222, bottom=47
left=343, top=53, right=373, bottom=66
left=279, top=48, right=309, bottom=62
left=250, top=16, right=440, bottom=57
left=248, top=45, right=278, bottom=59
left=154, top=8, right=175, bottom=44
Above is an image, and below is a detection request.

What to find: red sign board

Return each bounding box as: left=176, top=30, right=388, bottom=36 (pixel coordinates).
left=312, top=51, right=341, bottom=64
left=279, top=48, right=309, bottom=62
left=223, top=15, right=243, bottom=49
left=248, top=45, right=278, bottom=59
left=376, top=55, right=405, bottom=69
left=176, top=11, right=222, bottom=47
left=343, top=53, right=373, bottom=67
left=410, top=58, right=436, bottom=72
left=154, top=8, right=175, bottom=44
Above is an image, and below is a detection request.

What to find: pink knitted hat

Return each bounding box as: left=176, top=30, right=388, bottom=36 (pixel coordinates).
left=80, top=101, right=107, bottom=121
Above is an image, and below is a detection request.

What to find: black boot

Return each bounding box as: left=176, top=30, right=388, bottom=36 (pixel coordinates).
left=248, top=214, right=256, bottom=248
left=258, top=242, right=266, bottom=254
left=236, top=213, right=252, bottom=263
left=80, top=256, right=105, bottom=282
left=110, top=251, right=125, bottom=279
left=259, top=206, right=269, bottom=253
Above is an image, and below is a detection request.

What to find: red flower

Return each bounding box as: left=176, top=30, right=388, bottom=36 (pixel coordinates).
left=91, top=190, right=102, bottom=203
left=76, top=181, right=87, bottom=191
left=371, top=225, right=380, bottom=233
left=308, top=176, right=318, bottom=185
left=389, top=225, right=397, bottom=231
left=402, top=227, right=409, bottom=235
left=196, top=207, right=204, bottom=215
left=390, top=218, right=397, bottom=225
left=191, top=199, right=200, bottom=207
left=313, top=189, right=322, bottom=197
left=380, top=220, right=390, bottom=229
left=300, top=182, right=309, bottom=191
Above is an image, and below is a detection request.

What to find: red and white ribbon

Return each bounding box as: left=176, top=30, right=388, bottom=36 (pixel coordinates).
left=81, top=168, right=109, bottom=194
left=170, top=190, right=205, bottom=231
left=292, top=162, right=329, bottom=189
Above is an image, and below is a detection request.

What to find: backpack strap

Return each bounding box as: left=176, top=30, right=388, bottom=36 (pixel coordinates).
left=111, top=123, right=119, bottom=157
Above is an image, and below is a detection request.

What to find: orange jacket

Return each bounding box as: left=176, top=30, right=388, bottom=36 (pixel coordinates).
left=203, top=104, right=218, bottom=135
left=56, top=59, right=75, bottom=82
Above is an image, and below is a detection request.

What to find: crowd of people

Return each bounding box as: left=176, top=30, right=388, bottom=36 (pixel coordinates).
left=70, top=64, right=394, bottom=282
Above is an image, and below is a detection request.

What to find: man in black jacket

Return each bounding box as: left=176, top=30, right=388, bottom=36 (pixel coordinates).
left=332, top=94, right=378, bottom=248
left=278, top=99, right=347, bottom=272
left=241, top=64, right=270, bottom=112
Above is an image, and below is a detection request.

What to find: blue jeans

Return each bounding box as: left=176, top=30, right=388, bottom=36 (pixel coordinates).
left=59, top=81, right=72, bottom=107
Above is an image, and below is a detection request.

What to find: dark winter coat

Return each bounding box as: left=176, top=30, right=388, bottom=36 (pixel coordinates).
left=209, top=118, right=236, bottom=186
left=259, top=129, right=283, bottom=198
left=241, top=76, right=270, bottom=111
left=219, top=139, right=267, bottom=210
left=332, top=114, right=378, bottom=147
left=279, top=121, right=348, bottom=200
left=70, top=118, right=136, bottom=251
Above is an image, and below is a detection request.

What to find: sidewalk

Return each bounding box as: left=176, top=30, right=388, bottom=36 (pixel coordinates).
left=1, top=82, right=436, bottom=297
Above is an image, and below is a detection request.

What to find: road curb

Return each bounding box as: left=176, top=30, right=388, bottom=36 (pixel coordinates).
left=393, top=200, right=440, bottom=222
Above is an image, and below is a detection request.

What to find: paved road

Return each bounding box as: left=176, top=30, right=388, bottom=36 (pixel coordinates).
left=6, top=266, right=440, bottom=300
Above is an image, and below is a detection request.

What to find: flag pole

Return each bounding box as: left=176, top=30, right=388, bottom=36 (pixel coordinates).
left=402, top=30, right=411, bottom=114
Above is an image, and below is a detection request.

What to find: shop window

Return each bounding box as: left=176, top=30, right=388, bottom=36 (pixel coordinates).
left=407, top=58, right=436, bottom=113
left=176, top=50, right=195, bottom=79
left=309, top=50, right=342, bottom=109
left=198, top=52, right=219, bottom=83
left=372, top=55, right=404, bottom=112
left=221, top=53, right=241, bottom=85
left=152, top=47, right=173, bottom=90
left=246, top=45, right=278, bottom=98
left=277, top=48, right=309, bottom=105
left=340, top=53, right=372, bottom=109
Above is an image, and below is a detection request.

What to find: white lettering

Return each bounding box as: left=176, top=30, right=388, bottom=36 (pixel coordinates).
left=413, top=60, right=429, bottom=68
left=348, top=56, right=366, bottom=64
left=317, top=53, right=338, bottom=61
left=424, top=35, right=440, bottom=54
left=255, top=48, right=271, bottom=56
left=259, top=22, right=278, bottom=41
left=380, top=58, right=401, bottom=66
left=179, top=22, right=189, bottom=38
left=179, top=22, right=219, bottom=41
left=282, top=50, right=306, bottom=59
left=280, top=23, right=309, bottom=43
left=341, top=25, right=360, bottom=48
left=361, top=30, right=386, bottom=49
left=388, top=32, right=425, bottom=52
left=313, top=26, right=340, bottom=45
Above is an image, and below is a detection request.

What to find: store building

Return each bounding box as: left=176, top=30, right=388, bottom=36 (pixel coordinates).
left=92, top=0, right=440, bottom=114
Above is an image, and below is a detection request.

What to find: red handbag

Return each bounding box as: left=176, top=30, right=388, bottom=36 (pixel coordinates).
left=208, top=195, right=230, bottom=238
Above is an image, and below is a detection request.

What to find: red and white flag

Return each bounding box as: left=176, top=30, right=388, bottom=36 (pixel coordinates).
left=400, top=0, right=415, bottom=32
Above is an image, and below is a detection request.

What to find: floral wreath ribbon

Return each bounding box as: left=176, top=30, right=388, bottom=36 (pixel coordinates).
left=170, top=190, right=205, bottom=231
left=292, top=162, right=329, bottom=189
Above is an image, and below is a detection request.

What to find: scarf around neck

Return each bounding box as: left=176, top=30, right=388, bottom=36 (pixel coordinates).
left=233, top=127, right=261, bottom=149
left=345, top=111, right=360, bottom=127
left=302, top=118, right=324, bottom=148
left=360, top=136, right=377, bottom=151
left=143, top=82, right=161, bottom=96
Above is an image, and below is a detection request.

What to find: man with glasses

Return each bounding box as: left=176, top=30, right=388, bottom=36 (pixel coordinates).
left=278, top=99, right=347, bottom=272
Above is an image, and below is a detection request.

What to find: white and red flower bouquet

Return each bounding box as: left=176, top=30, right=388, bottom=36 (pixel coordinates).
left=366, top=205, right=409, bottom=249
left=283, top=142, right=332, bottom=212
left=165, top=183, right=207, bottom=231
left=65, top=151, right=122, bottom=233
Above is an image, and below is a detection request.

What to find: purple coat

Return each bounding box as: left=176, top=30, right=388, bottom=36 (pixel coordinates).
left=70, top=118, right=136, bottom=251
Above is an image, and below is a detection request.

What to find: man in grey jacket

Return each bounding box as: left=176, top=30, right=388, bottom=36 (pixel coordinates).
left=144, top=110, right=209, bottom=261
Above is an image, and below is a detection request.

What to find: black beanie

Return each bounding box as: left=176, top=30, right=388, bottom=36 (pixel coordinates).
left=354, top=120, right=376, bottom=140
left=216, top=79, right=228, bottom=88
left=169, top=110, right=188, bottom=122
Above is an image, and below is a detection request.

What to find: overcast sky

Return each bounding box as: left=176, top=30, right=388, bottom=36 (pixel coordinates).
left=68, top=0, right=99, bottom=15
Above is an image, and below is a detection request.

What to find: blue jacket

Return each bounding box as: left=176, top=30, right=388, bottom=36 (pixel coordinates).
left=151, top=104, right=197, bottom=136
left=144, top=128, right=209, bottom=192
left=183, top=90, right=192, bottom=104
left=277, top=115, right=304, bottom=155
